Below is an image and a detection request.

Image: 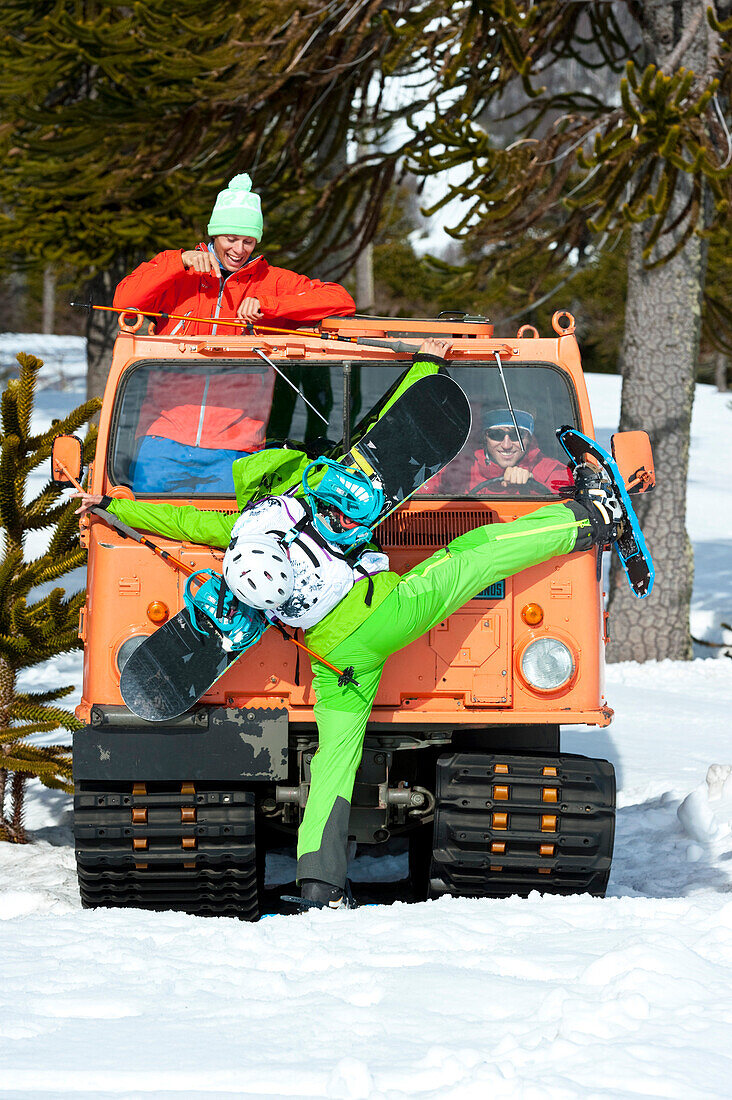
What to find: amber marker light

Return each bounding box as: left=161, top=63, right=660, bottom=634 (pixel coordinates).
left=521, top=602, right=544, bottom=627
left=147, top=600, right=169, bottom=624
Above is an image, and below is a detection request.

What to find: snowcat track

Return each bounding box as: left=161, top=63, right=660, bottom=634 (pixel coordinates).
left=74, top=782, right=259, bottom=920
left=429, top=752, right=615, bottom=899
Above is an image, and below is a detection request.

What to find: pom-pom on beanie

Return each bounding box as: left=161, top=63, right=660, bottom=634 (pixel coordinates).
left=207, top=174, right=263, bottom=241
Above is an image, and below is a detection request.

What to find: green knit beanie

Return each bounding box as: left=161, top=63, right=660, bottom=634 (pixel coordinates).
left=207, top=174, right=263, bottom=240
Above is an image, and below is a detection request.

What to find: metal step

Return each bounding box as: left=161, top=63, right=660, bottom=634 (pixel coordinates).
left=429, top=751, right=615, bottom=899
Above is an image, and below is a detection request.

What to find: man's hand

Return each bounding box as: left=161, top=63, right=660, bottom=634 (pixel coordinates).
left=71, top=491, right=104, bottom=516
left=181, top=249, right=222, bottom=278
left=501, top=466, right=530, bottom=486
left=419, top=338, right=452, bottom=358
left=237, top=297, right=264, bottom=324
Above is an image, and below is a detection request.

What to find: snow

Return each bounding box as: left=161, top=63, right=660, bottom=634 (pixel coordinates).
left=2, top=334, right=732, bottom=1097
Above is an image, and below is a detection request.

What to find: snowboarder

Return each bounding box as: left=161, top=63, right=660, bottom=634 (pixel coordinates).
left=73, top=341, right=624, bottom=911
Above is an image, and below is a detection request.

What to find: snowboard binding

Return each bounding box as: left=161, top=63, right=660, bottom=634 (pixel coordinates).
left=573, top=463, right=626, bottom=547
left=281, top=878, right=356, bottom=912
left=183, top=569, right=267, bottom=653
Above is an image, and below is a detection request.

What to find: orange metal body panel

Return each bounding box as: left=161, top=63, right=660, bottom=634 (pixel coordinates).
left=77, top=319, right=611, bottom=730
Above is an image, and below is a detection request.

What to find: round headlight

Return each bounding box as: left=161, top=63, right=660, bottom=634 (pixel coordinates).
left=116, top=634, right=148, bottom=674
left=520, top=637, right=574, bottom=691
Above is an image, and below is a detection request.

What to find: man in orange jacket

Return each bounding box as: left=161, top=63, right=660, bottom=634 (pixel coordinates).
left=113, top=174, right=356, bottom=493
left=113, top=173, right=356, bottom=335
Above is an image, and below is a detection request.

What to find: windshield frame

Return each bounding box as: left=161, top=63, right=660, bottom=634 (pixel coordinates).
left=105, top=355, right=581, bottom=501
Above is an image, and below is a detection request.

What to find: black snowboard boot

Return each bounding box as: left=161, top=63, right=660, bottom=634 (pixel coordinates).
left=283, top=878, right=354, bottom=911
left=569, top=464, right=625, bottom=549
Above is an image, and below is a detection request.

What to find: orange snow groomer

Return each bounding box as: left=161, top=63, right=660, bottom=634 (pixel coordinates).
left=112, top=173, right=356, bottom=493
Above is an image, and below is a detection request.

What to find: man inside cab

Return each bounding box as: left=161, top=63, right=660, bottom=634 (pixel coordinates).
left=469, top=408, right=573, bottom=494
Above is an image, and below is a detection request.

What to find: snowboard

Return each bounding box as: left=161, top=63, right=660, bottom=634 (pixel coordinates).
left=120, top=604, right=238, bottom=723
left=556, top=426, right=654, bottom=599
left=342, top=372, right=472, bottom=513
left=120, top=373, right=472, bottom=722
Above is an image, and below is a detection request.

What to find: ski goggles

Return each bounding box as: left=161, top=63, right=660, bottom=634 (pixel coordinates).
left=485, top=426, right=532, bottom=444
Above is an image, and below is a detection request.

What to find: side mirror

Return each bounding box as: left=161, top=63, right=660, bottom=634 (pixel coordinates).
left=611, top=430, right=655, bottom=494
left=52, top=435, right=84, bottom=487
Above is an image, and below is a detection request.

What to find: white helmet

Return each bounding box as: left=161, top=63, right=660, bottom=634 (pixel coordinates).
left=223, top=534, right=294, bottom=610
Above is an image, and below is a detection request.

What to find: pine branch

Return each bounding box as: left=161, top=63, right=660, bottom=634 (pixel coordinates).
left=23, top=501, right=80, bottom=532
left=1, top=720, right=75, bottom=741
left=24, top=480, right=66, bottom=520
left=7, top=699, right=80, bottom=734
left=0, top=634, right=32, bottom=662
left=14, top=353, right=42, bottom=440
left=13, top=684, right=76, bottom=706
left=22, top=549, right=86, bottom=591
left=30, top=398, right=101, bottom=451
left=0, top=433, right=22, bottom=539
left=46, top=504, right=84, bottom=559
left=1, top=383, right=23, bottom=440
left=0, top=546, right=23, bottom=605
left=1, top=748, right=72, bottom=788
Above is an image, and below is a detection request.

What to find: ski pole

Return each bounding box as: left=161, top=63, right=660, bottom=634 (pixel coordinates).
left=57, top=458, right=357, bottom=682
left=54, top=458, right=197, bottom=577
left=70, top=302, right=419, bottom=354
left=269, top=620, right=359, bottom=686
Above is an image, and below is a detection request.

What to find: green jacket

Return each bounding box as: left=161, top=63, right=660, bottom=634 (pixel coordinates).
left=106, top=353, right=444, bottom=652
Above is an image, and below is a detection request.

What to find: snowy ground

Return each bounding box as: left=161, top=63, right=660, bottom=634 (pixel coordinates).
left=1, top=334, right=732, bottom=1098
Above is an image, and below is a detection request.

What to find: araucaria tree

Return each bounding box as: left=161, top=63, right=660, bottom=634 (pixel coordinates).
left=406, top=1, right=732, bottom=662
left=0, top=2, right=537, bottom=392
left=0, top=1, right=420, bottom=395
left=0, top=354, right=99, bottom=841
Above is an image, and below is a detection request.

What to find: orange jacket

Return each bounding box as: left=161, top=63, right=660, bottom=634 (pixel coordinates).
left=113, top=245, right=355, bottom=336
left=135, top=368, right=274, bottom=451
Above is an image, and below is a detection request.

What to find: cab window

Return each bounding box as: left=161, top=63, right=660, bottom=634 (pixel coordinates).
left=108, top=357, right=578, bottom=499
left=416, top=363, right=578, bottom=499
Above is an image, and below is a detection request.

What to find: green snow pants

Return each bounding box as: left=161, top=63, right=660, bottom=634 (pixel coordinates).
left=296, top=502, right=591, bottom=888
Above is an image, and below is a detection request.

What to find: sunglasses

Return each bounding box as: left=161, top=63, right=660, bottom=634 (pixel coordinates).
left=485, top=427, right=530, bottom=444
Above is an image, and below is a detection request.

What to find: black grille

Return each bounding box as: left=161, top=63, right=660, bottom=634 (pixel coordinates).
left=378, top=508, right=493, bottom=549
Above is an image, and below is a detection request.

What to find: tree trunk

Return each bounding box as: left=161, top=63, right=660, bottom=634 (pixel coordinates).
left=355, top=243, right=374, bottom=311
left=42, top=265, right=56, bottom=334
left=607, top=1, right=709, bottom=662
left=85, top=257, right=130, bottom=401
left=0, top=653, right=23, bottom=842
left=715, top=351, right=728, bottom=392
